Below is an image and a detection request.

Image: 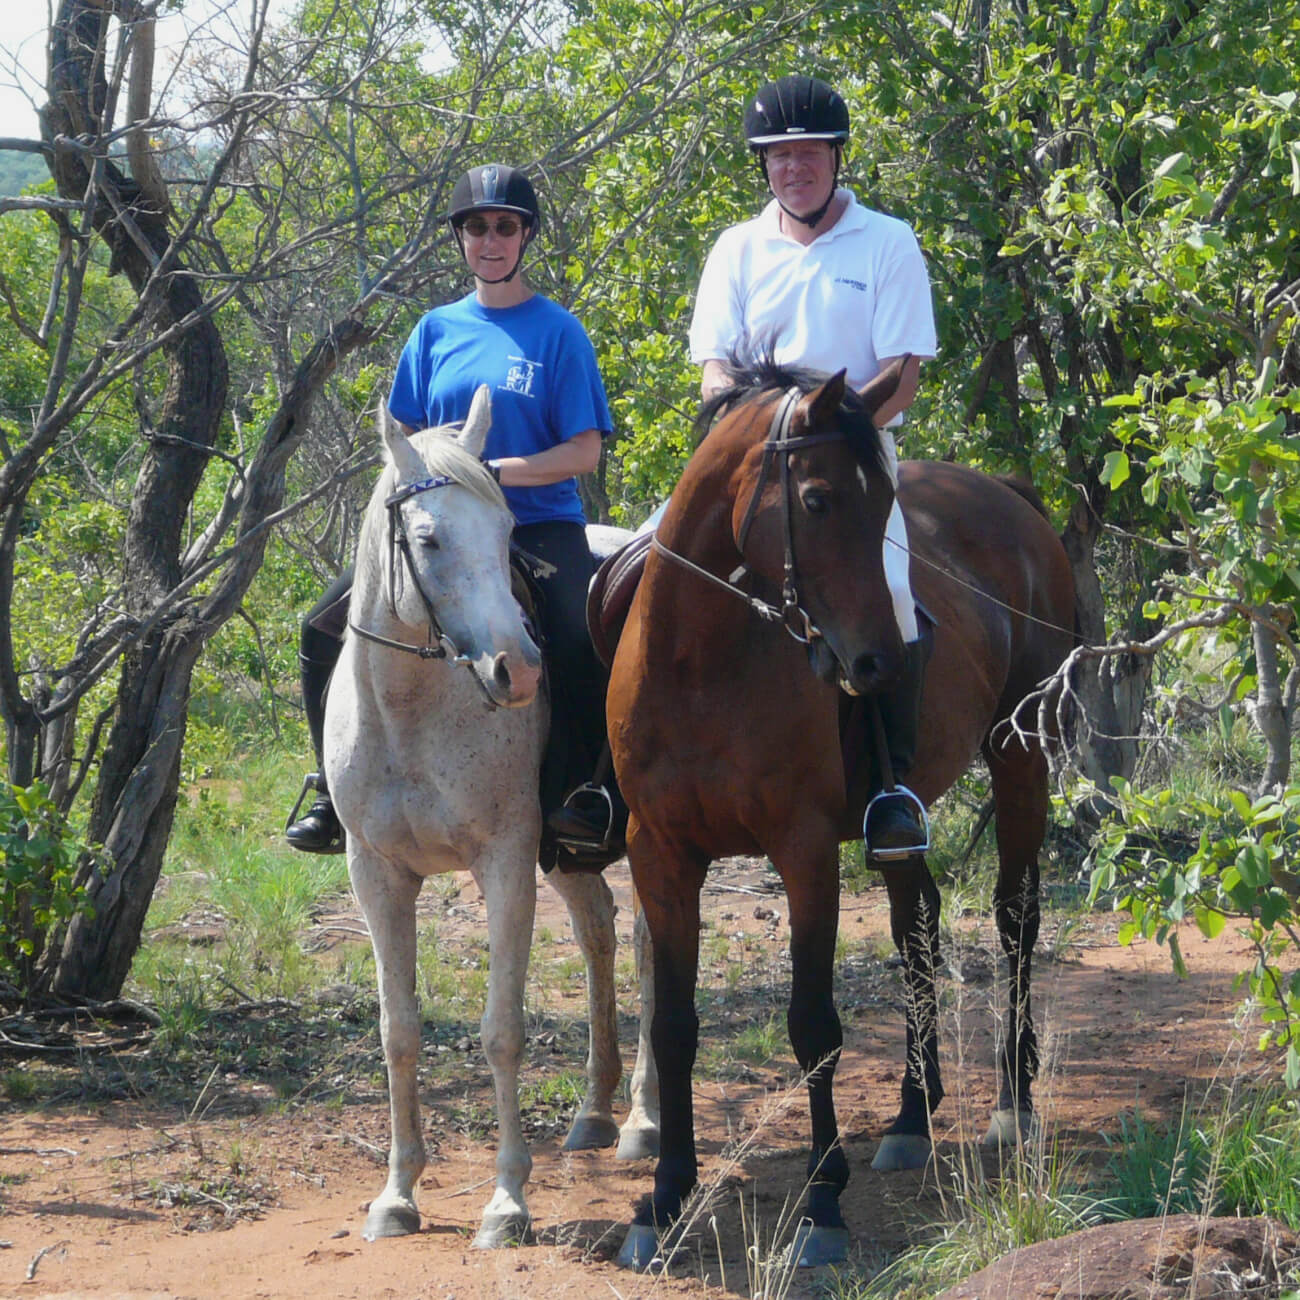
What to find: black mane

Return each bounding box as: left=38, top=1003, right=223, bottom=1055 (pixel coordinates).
left=696, top=352, right=890, bottom=481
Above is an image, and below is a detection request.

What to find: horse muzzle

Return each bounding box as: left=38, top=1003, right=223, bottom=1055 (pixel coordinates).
left=816, top=635, right=903, bottom=698
left=473, top=644, right=542, bottom=709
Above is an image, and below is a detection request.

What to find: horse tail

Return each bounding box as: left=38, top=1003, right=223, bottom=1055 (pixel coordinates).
left=998, top=473, right=1087, bottom=650
left=995, top=473, right=1051, bottom=522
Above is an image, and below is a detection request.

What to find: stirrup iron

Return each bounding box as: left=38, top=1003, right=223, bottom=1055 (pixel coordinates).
left=863, top=784, right=931, bottom=861
left=553, top=782, right=615, bottom=852
left=284, top=771, right=326, bottom=832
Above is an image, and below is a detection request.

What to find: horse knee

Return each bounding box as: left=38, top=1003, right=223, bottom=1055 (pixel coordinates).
left=787, top=999, right=842, bottom=1073
left=480, top=1017, right=525, bottom=1074
left=381, top=1017, right=421, bottom=1073
left=995, top=893, right=1041, bottom=955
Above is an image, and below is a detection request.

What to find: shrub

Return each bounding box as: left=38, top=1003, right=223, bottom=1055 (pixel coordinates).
left=0, top=781, right=93, bottom=999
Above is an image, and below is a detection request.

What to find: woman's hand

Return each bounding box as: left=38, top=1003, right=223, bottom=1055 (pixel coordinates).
left=491, top=428, right=601, bottom=487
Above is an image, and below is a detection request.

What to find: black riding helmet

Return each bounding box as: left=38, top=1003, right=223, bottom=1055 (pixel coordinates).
left=447, top=164, right=540, bottom=284
left=744, top=75, right=849, bottom=227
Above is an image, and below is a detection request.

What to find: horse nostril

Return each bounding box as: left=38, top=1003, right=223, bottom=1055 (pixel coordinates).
left=492, top=651, right=513, bottom=693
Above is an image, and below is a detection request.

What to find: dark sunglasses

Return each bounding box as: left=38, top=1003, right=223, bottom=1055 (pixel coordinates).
left=460, top=215, right=523, bottom=239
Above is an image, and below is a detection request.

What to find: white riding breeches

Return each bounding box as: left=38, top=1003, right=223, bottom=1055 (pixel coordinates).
left=885, top=498, right=918, bottom=644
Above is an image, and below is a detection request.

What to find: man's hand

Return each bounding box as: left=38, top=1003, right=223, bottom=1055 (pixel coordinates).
left=700, top=359, right=731, bottom=401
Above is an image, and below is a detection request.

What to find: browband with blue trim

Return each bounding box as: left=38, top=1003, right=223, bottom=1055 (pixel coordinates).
left=385, top=474, right=454, bottom=508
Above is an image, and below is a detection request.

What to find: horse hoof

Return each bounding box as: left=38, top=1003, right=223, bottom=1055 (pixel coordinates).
left=472, top=1212, right=533, bottom=1249
left=615, top=1125, right=660, bottom=1161
left=871, top=1133, right=933, bottom=1172
left=362, top=1201, right=420, bottom=1239
left=562, top=1115, right=619, bottom=1151
left=787, top=1222, right=849, bottom=1268
left=617, top=1223, right=664, bottom=1272
left=982, top=1108, right=1033, bottom=1147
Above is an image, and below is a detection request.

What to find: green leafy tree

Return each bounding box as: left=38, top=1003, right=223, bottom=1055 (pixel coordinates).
left=0, top=0, right=814, bottom=1004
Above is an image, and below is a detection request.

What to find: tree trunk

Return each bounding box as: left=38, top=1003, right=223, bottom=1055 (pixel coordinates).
left=1251, top=464, right=1292, bottom=796
left=33, top=0, right=229, bottom=1000
left=1060, top=496, right=1151, bottom=825
left=1252, top=620, right=1290, bottom=797
left=50, top=633, right=202, bottom=997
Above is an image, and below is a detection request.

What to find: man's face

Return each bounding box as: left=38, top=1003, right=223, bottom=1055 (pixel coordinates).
left=763, top=139, right=837, bottom=217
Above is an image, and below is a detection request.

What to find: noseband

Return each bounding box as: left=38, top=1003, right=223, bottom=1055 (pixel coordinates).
left=651, top=386, right=862, bottom=673
left=347, top=472, right=504, bottom=707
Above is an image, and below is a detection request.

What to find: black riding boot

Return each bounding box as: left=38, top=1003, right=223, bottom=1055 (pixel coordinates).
left=285, top=772, right=344, bottom=854
left=864, top=636, right=930, bottom=862
left=286, top=641, right=345, bottom=854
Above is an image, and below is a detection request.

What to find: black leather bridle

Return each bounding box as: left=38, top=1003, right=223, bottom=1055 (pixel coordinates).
left=348, top=472, right=505, bottom=707
left=651, top=385, right=865, bottom=682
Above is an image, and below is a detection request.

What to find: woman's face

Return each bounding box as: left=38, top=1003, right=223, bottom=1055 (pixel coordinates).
left=458, top=210, right=527, bottom=281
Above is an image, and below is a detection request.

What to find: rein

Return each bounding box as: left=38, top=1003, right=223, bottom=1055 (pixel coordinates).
left=347, top=470, right=503, bottom=707
left=652, top=385, right=852, bottom=655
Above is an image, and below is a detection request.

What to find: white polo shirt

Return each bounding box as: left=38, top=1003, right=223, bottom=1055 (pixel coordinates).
left=688, top=187, right=937, bottom=415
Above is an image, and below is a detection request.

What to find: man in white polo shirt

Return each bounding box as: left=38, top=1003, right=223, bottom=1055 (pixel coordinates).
left=688, top=73, right=938, bottom=861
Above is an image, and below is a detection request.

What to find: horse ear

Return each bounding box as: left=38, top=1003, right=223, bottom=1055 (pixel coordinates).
left=458, top=384, right=493, bottom=459
left=379, top=403, right=427, bottom=482
left=858, top=354, right=910, bottom=420
left=804, top=368, right=848, bottom=426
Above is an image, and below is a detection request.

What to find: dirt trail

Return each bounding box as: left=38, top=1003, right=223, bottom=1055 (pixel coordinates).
left=0, top=858, right=1258, bottom=1298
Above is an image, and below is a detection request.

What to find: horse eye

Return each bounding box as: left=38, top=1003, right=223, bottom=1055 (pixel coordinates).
left=801, top=487, right=830, bottom=515
left=414, top=529, right=440, bottom=551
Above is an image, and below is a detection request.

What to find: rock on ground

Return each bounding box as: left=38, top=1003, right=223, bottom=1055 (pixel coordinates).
left=936, top=1214, right=1300, bottom=1300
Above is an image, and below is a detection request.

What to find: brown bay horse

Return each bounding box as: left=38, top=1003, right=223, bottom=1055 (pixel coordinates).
left=608, top=360, right=1077, bottom=1269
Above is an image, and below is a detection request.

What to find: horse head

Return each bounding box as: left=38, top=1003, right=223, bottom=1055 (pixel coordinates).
left=715, top=364, right=905, bottom=697
left=361, top=385, right=542, bottom=708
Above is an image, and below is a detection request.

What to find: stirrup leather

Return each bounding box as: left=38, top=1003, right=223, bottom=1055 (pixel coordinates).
left=552, top=782, right=615, bottom=852
left=284, top=771, right=326, bottom=832
left=863, top=784, right=931, bottom=860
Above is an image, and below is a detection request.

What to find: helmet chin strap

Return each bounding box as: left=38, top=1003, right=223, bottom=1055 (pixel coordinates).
left=453, top=225, right=533, bottom=284
left=778, top=188, right=836, bottom=228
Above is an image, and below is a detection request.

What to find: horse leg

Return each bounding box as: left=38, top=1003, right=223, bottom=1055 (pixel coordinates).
left=617, top=893, right=660, bottom=1161
left=872, top=858, right=945, bottom=1172
left=618, top=833, right=706, bottom=1271
left=982, top=740, right=1045, bottom=1147
left=776, top=832, right=852, bottom=1267
left=351, top=855, right=425, bottom=1239
left=544, top=869, right=621, bottom=1151
left=471, top=857, right=537, bottom=1247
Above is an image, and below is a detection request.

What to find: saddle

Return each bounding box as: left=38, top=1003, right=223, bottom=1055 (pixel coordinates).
left=586, top=529, right=654, bottom=669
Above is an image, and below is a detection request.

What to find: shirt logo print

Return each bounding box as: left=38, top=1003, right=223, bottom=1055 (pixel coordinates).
left=835, top=276, right=868, bottom=292
left=503, top=356, right=541, bottom=397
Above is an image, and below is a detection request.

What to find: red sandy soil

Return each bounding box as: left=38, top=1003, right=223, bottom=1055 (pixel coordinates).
left=0, top=856, right=1265, bottom=1299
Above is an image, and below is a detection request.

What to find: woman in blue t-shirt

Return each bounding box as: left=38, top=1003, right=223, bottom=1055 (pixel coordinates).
left=286, top=165, right=618, bottom=859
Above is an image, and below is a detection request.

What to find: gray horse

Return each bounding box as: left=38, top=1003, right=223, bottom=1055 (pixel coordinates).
left=325, top=386, right=655, bottom=1247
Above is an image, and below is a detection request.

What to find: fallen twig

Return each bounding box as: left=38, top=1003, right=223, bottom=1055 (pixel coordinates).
left=26, top=1242, right=66, bottom=1280
left=0, top=1025, right=151, bottom=1055
left=326, top=1131, right=387, bottom=1163
left=446, top=1173, right=497, bottom=1199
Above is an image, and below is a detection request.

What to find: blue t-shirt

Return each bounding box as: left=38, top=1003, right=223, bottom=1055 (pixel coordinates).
left=387, top=292, right=613, bottom=526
